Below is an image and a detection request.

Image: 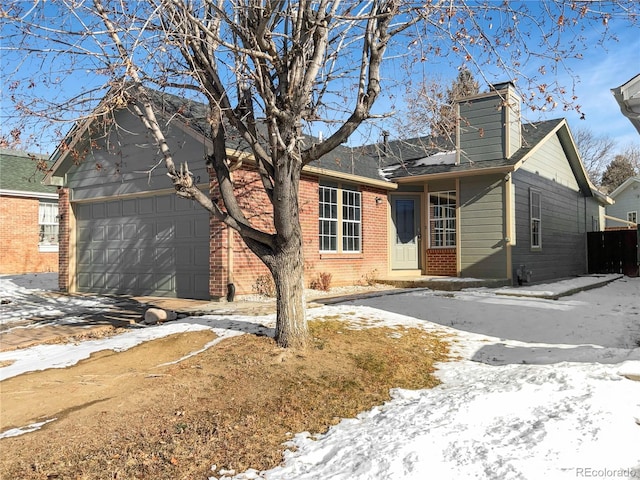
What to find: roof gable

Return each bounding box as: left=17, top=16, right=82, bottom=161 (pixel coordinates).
left=609, top=176, right=640, bottom=199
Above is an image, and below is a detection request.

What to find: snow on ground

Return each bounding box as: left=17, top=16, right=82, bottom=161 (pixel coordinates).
left=1, top=274, right=640, bottom=479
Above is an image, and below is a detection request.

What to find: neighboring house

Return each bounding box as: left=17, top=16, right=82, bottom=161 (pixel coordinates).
left=612, top=74, right=640, bottom=135
left=605, top=176, right=640, bottom=229
left=0, top=149, right=59, bottom=274
left=45, top=82, right=608, bottom=300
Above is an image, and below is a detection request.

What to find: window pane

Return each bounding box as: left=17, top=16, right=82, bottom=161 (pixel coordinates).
left=429, top=191, right=456, bottom=247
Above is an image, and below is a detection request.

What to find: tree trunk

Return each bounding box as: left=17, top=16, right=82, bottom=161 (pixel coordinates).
left=271, top=238, right=308, bottom=349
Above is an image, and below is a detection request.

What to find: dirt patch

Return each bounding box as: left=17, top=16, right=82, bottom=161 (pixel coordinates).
left=0, top=319, right=449, bottom=480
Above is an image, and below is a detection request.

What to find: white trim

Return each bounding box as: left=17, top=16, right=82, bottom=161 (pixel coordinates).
left=38, top=244, right=59, bottom=253
left=0, top=189, right=58, bottom=200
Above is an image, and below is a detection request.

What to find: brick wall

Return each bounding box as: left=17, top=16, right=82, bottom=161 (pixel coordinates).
left=426, top=248, right=457, bottom=276
left=57, top=188, right=70, bottom=291
left=0, top=195, right=58, bottom=274
left=209, top=167, right=390, bottom=297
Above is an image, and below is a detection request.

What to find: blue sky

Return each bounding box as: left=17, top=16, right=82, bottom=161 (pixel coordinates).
left=1, top=2, right=638, bottom=156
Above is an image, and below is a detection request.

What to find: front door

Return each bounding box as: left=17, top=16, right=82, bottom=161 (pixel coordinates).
left=391, top=196, right=420, bottom=270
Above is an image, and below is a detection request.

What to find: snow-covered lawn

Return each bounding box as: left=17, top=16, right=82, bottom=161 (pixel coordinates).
left=1, top=274, right=639, bottom=480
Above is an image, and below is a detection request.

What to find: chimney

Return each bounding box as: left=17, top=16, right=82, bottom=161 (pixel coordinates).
left=382, top=130, right=390, bottom=154
left=456, top=82, right=522, bottom=163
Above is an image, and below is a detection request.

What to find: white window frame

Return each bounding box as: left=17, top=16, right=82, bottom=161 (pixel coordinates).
left=628, top=211, right=638, bottom=224
left=530, top=188, right=542, bottom=249
left=428, top=191, right=456, bottom=248
left=319, top=183, right=361, bottom=253
left=39, top=200, right=59, bottom=252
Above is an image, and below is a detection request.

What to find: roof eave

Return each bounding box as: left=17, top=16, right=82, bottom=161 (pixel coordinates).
left=391, top=164, right=515, bottom=183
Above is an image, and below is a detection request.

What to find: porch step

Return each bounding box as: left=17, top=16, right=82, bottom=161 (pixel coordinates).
left=376, top=277, right=511, bottom=291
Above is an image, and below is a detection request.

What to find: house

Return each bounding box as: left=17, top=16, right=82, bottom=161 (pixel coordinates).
left=374, top=82, right=609, bottom=285
left=45, top=82, right=608, bottom=299
left=612, top=74, right=640, bottom=135
left=605, top=176, right=640, bottom=229
left=0, top=149, right=59, bottom=274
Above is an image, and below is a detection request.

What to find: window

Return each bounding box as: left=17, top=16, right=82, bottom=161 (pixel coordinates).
left=429, top=191, right=456, bottom=247
left=39, top=200, right=59, bottom=252
left=628, top=211, right=638, bottom=224
left=530, top=189, right=541, bottom=249
left=319, top=183, right=361, bottom=253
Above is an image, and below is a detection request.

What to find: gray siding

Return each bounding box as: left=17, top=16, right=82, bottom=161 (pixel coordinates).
left=459, top=96, right=505, bottom=163
left=66, top=109, right=210, bottom=200
left=511, top=169, right=594, bottom=283
left=606, top=179, right=640, bottom=227
left=459, top=174, right=508, bottom=278
left=520, top=133, right=580, bottom=191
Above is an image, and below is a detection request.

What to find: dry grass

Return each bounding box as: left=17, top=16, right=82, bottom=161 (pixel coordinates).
left=0, top=319, right=449, bottom=480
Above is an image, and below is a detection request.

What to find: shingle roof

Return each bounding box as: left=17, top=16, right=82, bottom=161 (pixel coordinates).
left=0, top=149, right=56, bottom=195
left=49, top=87, right=567, bottom=186
left=381, top=119, right=563, bottom=180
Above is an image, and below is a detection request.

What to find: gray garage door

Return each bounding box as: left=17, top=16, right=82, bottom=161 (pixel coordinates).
left=75, top=194, right=210, bottom=299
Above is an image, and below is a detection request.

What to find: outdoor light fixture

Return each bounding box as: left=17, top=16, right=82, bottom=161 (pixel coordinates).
left=375, top=197, right=383, bottom=204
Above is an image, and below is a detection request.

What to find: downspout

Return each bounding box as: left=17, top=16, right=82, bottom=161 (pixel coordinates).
left=227, top=228, right=235, bottom=301
left=226, top=169, right=236, bottom=302
left=505, top=174, right=513, bottom=281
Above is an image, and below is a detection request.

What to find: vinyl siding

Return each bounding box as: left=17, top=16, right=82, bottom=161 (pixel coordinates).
left=459, top=96, right=505, bottom=163
left=520, top=133, right=580, bottom=191
left=66, top=109, right=209, bottom=200
left=459, top=174, right=507, bottom=278
left=606, top=180, right=640, bottom=227
left=511, top=169, right=594, bottom=282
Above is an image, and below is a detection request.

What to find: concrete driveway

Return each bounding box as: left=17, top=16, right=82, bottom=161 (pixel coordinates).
left=337, top=276, right=640, bottom=365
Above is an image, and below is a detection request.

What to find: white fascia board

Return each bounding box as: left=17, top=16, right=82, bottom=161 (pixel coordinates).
left=0, top=189, right=58, bottom=200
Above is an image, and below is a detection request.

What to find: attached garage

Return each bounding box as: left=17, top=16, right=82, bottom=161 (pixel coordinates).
left=74, top=193, right=210, bottom=299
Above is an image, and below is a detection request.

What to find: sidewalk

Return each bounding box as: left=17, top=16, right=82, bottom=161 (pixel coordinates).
left=493, top=273, right=624, bottom=300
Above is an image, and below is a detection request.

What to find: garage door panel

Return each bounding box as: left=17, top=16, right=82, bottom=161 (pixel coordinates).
left=92, top=226, right=105, bottom=241
left=76, top=193, right=210, bottom=299
left=92, top=203, right=105, bottom=218
left=92, top=250, right=106, bottom=265
left=155, top=274, right=175, bottom=294
left=122, top=249, right=138, bottom=265
left=78, top=273, right=91, bottom=288
left=107, top=225, right=121, bottom=241
left=105, top=273, right=120, bottom=290
left=138, top=197, right=153, bottom=214
left=107, top=201, right=121, bottom=217
left=123, top=199, right=136, bottom=215
left=123, top=224, right=137, bottom=239
left=156, top=196, right=173, bottom=212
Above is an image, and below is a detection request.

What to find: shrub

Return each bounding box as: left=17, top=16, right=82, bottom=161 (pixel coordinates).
left=359, top=268, right=379, bottom=286
left=310, top=272, right=332, bottom=291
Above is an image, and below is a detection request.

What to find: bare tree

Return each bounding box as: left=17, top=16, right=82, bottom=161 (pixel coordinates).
left=396, top=69, right=479, bottom=141
left=572, top=128, right=616, bottom=186
left=1, top=1, right=638, bottom=348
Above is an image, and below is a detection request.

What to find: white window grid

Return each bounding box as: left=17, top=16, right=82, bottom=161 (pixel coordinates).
left=39, top=200, right=59, bottom=246
left=342, top=189, right=361, bottom=252
left=319, top=185, right=338, bottom=252
left=429, top=191, right=456, bottom=248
